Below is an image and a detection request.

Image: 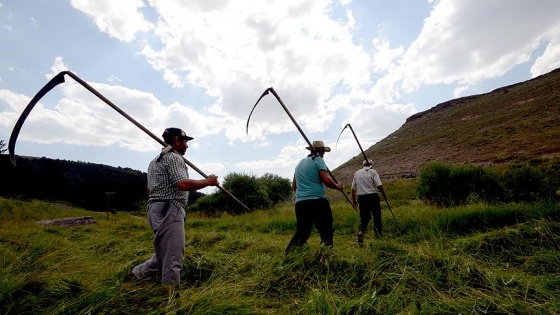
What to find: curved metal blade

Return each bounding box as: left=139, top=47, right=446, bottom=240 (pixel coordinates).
left=268, top=87, right=314, bottom=150
left=246, top=88, right=271, bottom=134
left=335, top=123, right=350, bottom=150
left=8, top=72, right=67, bottom=165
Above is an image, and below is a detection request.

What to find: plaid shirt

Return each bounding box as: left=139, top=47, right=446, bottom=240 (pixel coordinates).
left=147, top=150, right=190, bottom=211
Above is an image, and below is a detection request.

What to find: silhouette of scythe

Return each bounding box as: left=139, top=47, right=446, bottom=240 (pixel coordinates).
left=246, top=87, right=356, bottom=212
left=336, top=123, right=396, bottom=219
left=8, top=71, right=251, bottom=212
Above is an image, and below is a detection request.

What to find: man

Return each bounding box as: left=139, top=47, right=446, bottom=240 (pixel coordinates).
left=285, top=140, right=343, bottom=252
left=131, top=127, right=219, bottom=290
left=351, top=159, right=387, bottom=244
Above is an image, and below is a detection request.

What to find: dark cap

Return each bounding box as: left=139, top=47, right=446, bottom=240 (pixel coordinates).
left=162, top=127, right=194, bottom=143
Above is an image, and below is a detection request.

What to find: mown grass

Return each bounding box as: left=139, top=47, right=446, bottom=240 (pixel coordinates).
left=1, top=184, right=559, bottom=314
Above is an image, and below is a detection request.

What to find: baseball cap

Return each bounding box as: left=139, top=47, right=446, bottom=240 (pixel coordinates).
left=162, top=127, right=194, bottom=142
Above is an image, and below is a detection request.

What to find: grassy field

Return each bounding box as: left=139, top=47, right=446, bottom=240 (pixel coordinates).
left=1, top=179, right=559, bottom=314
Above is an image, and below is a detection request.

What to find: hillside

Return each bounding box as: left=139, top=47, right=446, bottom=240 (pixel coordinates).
left=0, top=155, right=147, bottom=211
left=333, top=67, right=560, bottom=184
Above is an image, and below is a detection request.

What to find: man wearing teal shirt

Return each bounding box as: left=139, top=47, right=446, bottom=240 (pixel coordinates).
left=285, top=141, right=343, bottom=252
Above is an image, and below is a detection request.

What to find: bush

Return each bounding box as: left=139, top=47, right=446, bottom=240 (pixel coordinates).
left=257, top=173, right=292, bottom=204
left=418, top=162, right=503, bottom=207
left=221, top=172, right=271, bottom=215
left=190, top=172, right=293, bottom=216
left=502, top=163, right=557, bottom=202
left=417, top=161, right=454, bottom=207
left=187, top=193, right=225, bottom=217
left=418, top=161, right=559, bottom=207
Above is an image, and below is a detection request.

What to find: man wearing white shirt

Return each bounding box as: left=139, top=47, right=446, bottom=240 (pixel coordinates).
left=351, top=159, right=387, bottom=244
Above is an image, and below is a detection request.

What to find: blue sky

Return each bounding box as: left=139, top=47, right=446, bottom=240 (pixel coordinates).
left=1, top=0, right=559, bottom=193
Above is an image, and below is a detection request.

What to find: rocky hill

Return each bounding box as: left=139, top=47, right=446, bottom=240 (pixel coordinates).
left=333, top=67, right=560, bottom=184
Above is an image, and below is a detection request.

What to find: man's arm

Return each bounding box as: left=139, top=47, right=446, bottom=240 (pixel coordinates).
left=292, top=175, right=297, bottom=192
left=176, top=175, right=219, bottom=191
left=351, top=189, right=358, bottom=207
left=319, top=170, right=343, bottom=190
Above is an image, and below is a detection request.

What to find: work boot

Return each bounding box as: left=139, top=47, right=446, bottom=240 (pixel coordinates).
left=357, top=231, right=364, bottom=246
left=166, top=286, right=181, bottom=299
left=124, top=272, right=153, bottom=284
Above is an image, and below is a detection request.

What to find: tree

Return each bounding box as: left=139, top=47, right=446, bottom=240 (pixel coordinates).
left=258, top=173, right=292, bottom=204
left=0, top=140, right=7, bottom=154
left=189, top=172, right=293, bottom=216
left=221, top=172, right=271, bottom=214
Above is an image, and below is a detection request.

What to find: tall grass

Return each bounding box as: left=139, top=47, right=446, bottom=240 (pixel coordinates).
left=1, top=187, right=559, bottom=314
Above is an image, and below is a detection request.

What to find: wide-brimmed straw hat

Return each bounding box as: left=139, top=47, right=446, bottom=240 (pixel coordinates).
left=306, top=140, right=331, bottom=152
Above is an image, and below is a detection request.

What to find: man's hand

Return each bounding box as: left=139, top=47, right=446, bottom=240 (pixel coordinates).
left=206, top=174, right=219, bottom=186
left=335, top=182, right=343, bottom=191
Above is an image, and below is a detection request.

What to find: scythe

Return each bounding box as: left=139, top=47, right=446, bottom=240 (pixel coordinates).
left=247, top=87, right=357, bottom=211
left=337, top=123, right=396, bottom=219
left=8, top=71, right=251, bottom=212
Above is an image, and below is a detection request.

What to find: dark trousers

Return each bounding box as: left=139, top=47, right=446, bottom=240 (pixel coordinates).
left=358, top=193, right=382, bottom=238
left=286, top=198, right=334, bottom=252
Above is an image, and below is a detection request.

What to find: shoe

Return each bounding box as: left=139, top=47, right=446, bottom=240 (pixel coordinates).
left=124, top=273, right=138, bottom=283
left=124, top=272, right=153, bottom=283
left=357, top=231, right=364, bottom=246
left=166, top=286, right=181, bottom=298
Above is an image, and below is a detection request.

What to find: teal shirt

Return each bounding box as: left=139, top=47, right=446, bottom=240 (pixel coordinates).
left=294, top=155, right=328, bottom=202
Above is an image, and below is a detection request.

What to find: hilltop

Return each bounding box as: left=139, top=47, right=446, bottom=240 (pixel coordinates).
left=333, top=67, right=560, bottom=184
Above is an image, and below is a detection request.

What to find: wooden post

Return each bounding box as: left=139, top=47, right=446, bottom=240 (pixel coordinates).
left=104, top=192, right=115, bottom=221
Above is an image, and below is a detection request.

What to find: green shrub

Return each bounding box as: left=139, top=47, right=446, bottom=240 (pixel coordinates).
left=190, top=172, right=293, bottom=216
left=417, top=161, right=454, bottom=207
left=418, top=162, right=503, bottom=207
left=257, top=173, right=292, bottom=204
left=221, top=172, right=271, bottom=214
left=190, top=172, right=274, bottom=216
left=188, top=193, right=225, bottom=217
left=502, top=163, right=556, bottom=202
left=418, top=161, right=560, bottom=207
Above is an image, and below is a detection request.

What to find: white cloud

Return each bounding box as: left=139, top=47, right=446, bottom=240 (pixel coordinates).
left=0, top=90, right=29, bottom=127
left=47, top=57, right=68, bottom=79
left=5, top=0, right=560, bottom=176
left=398, top=0, right=560, bottom=93
left=69, top=0, right=560, bottom=174
left=70, top=0, right=153, bottom=42
left=234, top=142, right=304, bottom=178
left=134, top=0, right=376, bottom=138
left=531, top=25, right=560, bottom=77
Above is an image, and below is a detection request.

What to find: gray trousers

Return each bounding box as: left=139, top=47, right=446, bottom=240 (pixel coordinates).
left=132, top=201, right=185, bottom=286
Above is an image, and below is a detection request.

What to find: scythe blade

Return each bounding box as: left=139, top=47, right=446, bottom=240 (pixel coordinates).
left=246, top=88, right=271, bottom=134
left=335, top=123, right=350, bottom=150
left=9, top=71, right=67, bottom=165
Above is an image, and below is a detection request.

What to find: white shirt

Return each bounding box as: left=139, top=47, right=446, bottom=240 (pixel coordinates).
left=351, top=166, right=382, bottom=195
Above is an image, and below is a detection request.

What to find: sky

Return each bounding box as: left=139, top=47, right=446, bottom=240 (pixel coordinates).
left=1, top=0, right=560, bottom=194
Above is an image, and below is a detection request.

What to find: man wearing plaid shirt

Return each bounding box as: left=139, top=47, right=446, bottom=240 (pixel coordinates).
left=131, top=127, right=219, bottom=291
